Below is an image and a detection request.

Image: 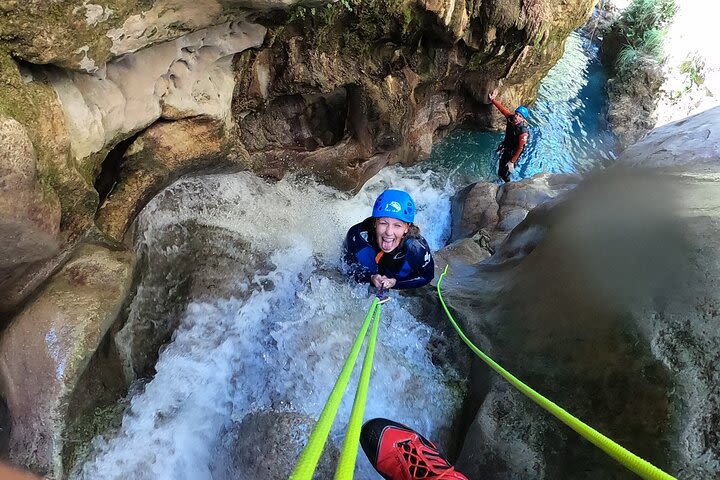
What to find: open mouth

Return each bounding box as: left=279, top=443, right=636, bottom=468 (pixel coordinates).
left=381, top=237, right=396, bottom=251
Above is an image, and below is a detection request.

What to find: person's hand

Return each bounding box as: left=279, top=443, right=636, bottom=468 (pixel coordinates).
left=506, top=162, right=515, bottom=174
left=488, top=89, right=498, bottom=101
left=371, top=274, right=396, bottom=290
left=0, top=464, right=41, bottom=480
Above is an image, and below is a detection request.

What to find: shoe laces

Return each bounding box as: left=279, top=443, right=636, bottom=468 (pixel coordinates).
left=397, top=437, right=462, bottom=479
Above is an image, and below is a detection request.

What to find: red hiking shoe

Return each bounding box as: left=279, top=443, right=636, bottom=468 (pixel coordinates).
left=360, top=418, right=469, bottom=480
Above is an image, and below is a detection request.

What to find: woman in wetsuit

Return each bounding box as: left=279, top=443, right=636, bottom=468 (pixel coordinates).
left=343, top=189, right=434, bottom=290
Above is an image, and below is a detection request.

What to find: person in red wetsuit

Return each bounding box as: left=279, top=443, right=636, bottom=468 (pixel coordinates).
left=361, top=418, right=469, bottom=480
left=489, top=90, right=530, bottom=183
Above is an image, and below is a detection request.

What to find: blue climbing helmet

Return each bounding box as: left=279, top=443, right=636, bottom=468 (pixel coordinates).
left=372, top=189, right=415, bottom=223
left=515, top=105, right=530, bottom=120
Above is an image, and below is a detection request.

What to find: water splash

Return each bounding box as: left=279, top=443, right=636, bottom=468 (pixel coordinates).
left=74, top=168, right=462, bottom=479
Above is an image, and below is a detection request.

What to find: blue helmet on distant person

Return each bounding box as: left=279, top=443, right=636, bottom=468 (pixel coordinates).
left=515, top=105, right=530, bottom=119
left=372, top=189, right=415, bottom=223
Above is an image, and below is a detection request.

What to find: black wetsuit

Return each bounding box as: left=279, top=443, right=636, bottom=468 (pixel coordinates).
left=492, top=98, right=530, bottom=182
left=498, top=120, right=530, bottom=182
left=343, top=217, right=435, bottom=289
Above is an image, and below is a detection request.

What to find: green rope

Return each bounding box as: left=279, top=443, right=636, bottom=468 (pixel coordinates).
left=437, top=265, right=676, bottom=480
left=289, top=298, right=380, bottom=480
left=334, top=302, right=382, bottom=479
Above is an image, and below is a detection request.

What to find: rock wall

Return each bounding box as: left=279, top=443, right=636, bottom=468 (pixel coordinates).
left=0, top=0, right=596, bottom=476
left=441, top=106, right=720, bottom=478
left=0, top=0, right=597, bottom=308
left=598, top=1, right=720, bottom=150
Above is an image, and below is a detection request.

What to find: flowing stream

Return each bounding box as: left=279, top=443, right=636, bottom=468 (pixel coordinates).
left=426, top=30, right=615, bottom=184
left=73, top=27, right=615, bottom=480
left=75, top=170, right=461, bottom=480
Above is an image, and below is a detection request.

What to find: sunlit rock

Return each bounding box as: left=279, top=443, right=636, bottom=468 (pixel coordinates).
left=620, top=105, right=720, bottom=168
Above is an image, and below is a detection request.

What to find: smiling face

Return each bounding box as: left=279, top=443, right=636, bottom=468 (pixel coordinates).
left=375, top=217, right=410, bottom=252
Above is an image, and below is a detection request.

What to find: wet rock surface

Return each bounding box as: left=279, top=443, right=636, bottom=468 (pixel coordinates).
left=116, top=218, right=273, bottom=381
left=95, top=118, right=248, bottom=243
left=0, top=115, right=62, bottom=313
left=0, top=244, right=135, bottom=477
left=211, top=411, right=338, bottom=480
left=449, top=173, right=580, bottom=257
left=440, top=108, right=720, bottom=479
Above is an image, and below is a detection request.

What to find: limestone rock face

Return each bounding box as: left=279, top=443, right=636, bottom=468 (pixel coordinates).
left=47, top=20, right=267, bottom=163
left=442, top=107, right=720, bottom=479
left=619, top=105, right=720, bottom=168
left=0, top=3, right=268, bottom=311
left=95, top=117, right=248, bottom=242
left=0, top=115, right=61, bottom=310
left=0, top=243, right=134, bottom=477
left=0, top=0, right=301, bottom=71
left=449, top=173, right=580, bottom=255
left=231, top=0, right=597, bottom=189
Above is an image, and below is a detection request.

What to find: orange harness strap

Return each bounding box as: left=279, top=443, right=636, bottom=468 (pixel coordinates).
left=375, top=251, right=384, bottom=264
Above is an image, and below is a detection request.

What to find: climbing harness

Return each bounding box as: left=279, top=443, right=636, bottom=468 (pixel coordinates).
left=376, top=287, right=391, bottom=304
left=290, top=290, right=387, bottom=480
left=436, top=265, right=676, bottom=480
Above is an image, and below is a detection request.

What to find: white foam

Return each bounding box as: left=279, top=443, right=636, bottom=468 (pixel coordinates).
left=74, top=167, right=461, bottom=479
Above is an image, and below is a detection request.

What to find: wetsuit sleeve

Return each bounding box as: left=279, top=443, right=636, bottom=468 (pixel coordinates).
left=509, top=128, right=529, bottom=165
left=343, top=222, right=377, bottom=283
left=491, top=98, right=513, bottom=118
left=393, top=238, right=435, bottom=289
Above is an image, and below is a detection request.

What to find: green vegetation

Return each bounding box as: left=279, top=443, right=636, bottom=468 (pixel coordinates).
left=63, top=401, right=128, bottom=475
left=285, top=0, right=423, bottom=56
left=614, top=0, right=676, bottom=78
left=679, top=54, right=705, bottom=88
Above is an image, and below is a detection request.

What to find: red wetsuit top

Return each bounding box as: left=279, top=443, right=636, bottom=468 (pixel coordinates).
left=491, top=98, right=529, bottom=165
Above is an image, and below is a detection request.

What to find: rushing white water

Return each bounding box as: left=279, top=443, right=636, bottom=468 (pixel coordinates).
left=74, top=166, right=461, bottom=479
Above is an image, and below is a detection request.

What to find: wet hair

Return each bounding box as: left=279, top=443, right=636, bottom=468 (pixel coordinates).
left=406, top=224, right=421, bottom=238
